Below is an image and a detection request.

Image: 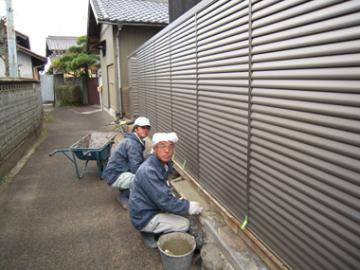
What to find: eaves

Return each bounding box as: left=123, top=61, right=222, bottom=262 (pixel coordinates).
left=97, top=19, right=167, bottom=28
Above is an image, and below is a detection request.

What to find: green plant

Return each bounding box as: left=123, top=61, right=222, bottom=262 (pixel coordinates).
left=43, top=111, right=53, bottom=123
left=47, top=36, right=99, bottom=77
left=55, top=85, right=81, bottom=106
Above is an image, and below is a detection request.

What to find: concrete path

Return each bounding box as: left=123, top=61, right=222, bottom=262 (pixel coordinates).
left=0, top=106, right=163, bottom=270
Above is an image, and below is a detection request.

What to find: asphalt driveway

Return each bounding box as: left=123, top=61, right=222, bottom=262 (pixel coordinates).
left=0, top=106, right=163, bottom=270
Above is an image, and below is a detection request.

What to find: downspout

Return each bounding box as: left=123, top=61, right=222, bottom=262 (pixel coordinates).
left=115, top=25, right=123, bottom=119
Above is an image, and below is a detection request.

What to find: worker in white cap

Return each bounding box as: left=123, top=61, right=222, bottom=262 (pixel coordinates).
left=129, top=132, right=202, bottom=248
left=102, top=116, right=151, bottom=209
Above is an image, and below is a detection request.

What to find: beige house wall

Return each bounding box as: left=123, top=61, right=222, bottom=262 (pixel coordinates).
left=119, top=26, right=162, bottom=116
left=99, top=24, right=119, bottom=117
left=99, top=23, right=164, bottom=119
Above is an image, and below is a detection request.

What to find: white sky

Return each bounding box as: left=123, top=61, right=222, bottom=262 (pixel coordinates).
left=1, top=0, right=89, bottom=57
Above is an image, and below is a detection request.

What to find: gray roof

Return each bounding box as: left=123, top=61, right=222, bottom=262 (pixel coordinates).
left=90, top=0, right=168, bottom=25
left=46, top=36, right=78, bottom=51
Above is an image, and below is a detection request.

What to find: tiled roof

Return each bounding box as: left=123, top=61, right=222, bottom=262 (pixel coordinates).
left=91, top=0, right=168, bottom=25
left=46, top=36, right=78, bottom=51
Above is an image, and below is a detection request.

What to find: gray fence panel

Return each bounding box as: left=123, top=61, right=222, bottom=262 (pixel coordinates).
left=197, top=0, right=249, bottom=219
left=143, top=44, right=157, bottom=133
left=154, top=32, right=172, bottom=132
left=170, top=15, right=199, bottom=179
left=137, top=49, right=147, bottom=118
left=127, top=1, right=360, bottom=269
left=249, top=1, right=360, bottom=270
left=128, top=56, right=139, bottom=118
left=40, top=74, right=54, bottom=103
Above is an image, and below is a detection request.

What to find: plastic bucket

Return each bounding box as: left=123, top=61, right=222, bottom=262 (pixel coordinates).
left=157, top=232, right=196, bottom=270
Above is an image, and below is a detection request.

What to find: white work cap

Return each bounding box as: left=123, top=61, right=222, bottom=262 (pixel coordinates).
left=152, top=132, right=178, bottom=148
left=134, top=116, right=151, bottom=127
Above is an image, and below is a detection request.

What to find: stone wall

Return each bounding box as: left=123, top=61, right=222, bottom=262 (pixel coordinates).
left=0, top=80, right=42, bottom=174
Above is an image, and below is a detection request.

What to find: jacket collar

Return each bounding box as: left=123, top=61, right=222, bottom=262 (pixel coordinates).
left=149, top=154, right=173, bottom=176
left=125, top=132, right=145, bottom=148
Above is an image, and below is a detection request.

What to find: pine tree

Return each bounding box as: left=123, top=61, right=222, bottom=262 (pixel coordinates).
left=47, top=36, right=99, bottom=78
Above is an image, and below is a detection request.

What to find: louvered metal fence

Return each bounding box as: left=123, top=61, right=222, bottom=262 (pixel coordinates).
left=128, top=1, right=360, bottom=269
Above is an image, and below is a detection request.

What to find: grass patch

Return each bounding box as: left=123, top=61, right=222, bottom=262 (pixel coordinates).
left=0, top=175, right=10, bottom=185
left=43, top=111, right=54, bottom=124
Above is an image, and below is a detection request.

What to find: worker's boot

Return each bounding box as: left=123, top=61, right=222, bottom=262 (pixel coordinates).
left=141, top=232, right=158, bottom=249
left=116, top=189, right=130, bottom=209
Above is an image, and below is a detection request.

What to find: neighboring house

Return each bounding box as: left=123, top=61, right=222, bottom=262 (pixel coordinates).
left=87, top=0, right=168, bottom=119
left=45, top=36, right=78, bottom=60
left=168, top=0, right=201, bottom=22
left=0, top=23, right=46, bottom=80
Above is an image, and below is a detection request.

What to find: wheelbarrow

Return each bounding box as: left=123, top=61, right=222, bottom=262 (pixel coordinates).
left=49, top=131, right=117, bottom=179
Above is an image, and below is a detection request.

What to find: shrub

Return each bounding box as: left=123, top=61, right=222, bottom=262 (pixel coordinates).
left=55, top=85, right=81, bottom=106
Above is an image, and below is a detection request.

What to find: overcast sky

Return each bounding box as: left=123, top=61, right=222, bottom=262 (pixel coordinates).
left=1, top=0, right=89, bottom=56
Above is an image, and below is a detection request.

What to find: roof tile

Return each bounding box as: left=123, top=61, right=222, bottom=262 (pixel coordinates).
left=91, top=0, right=168, bottom=24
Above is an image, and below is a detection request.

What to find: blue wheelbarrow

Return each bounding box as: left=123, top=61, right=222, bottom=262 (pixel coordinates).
left=50, top=131, right=117, bottom=179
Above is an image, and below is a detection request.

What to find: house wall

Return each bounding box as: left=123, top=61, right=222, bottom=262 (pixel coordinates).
left=99, top=24, right=118, bottom=117
left=0, top=52, right=35, bottom=79
left=17, top=51, right=33, bottom=78
left=99, top=23, right=165, bottom=119
left=128, top=1, right=360, bottom=270
left=119, top=26, right=163, bottom=117
left=168, top=0, right=201, bottom=22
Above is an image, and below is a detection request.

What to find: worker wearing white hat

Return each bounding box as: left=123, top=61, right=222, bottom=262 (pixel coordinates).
left=129, top=132, right=202, bottom=248
left=102, top=116, right=151, bottom=209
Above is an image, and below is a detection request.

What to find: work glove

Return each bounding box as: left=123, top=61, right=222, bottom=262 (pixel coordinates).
left=188, top=201, right=203, bottom=215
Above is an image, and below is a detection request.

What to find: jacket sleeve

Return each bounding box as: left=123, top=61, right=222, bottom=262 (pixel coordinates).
left=126, top=141, right=144, bottom=174
left=140, top=167, right=189, bottom=215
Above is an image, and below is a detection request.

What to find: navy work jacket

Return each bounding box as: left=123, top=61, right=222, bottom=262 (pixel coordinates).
left=102, top=133, right=145, bottom=185
left=129, top=154, right=190, bottom=230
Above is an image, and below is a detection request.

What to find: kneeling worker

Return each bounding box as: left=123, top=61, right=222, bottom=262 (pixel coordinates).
left=129, top=132, right=202, bottom=247
left=102, top=116, right=151, bottom=209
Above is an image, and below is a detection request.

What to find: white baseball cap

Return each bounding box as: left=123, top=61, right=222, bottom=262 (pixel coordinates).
left=152, top=132, right=178, bottom=147
left=134, top=116, right=151, bottom=127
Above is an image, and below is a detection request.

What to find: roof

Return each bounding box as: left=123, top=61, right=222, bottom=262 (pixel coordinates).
left=90, top=0, right=168, bottom=25
left=17, top=45, right=47, bottom=70
left=15, top=30, right=31, bottom=49
left=17, top=45, right=47, bottom=63
left=46, top=36, right=78, bottom=53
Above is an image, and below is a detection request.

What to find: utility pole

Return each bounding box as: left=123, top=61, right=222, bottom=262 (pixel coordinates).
left=6, top=0, right=18, bottom=78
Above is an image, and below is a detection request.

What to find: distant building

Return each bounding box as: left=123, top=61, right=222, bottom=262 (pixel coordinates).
left=0, top=20, right=47, bottom=80
left=45, top=36, right=78, bottom=61
left=87, top=0, right=168, bottom=118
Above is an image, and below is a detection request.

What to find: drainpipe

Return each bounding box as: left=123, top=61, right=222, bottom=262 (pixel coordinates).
left=115, top=25, right=123, bottom=119
left=5, top=0, right=18, bottom=78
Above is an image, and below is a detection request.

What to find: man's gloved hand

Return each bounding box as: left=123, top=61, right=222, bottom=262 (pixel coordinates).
left=188, top=201, right=203, bottom=215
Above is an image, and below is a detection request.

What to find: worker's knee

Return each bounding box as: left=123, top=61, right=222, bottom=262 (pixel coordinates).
left=144, top=213, right=190, bottom=233
left=173, top=216, right=190, bottom=232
